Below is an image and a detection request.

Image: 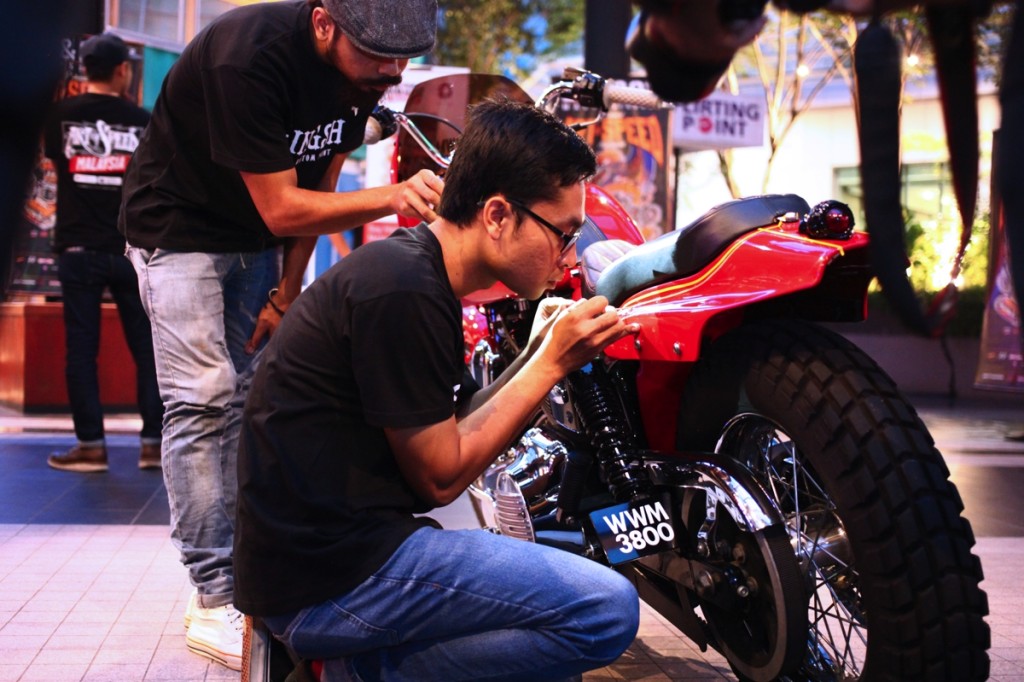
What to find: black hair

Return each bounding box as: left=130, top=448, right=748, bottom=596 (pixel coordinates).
left=436, top=99, right=597, bottom=226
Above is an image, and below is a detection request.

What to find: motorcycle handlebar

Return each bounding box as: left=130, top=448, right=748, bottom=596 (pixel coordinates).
left=364, top=107, right=454, bottom=168
left=555, top=67, right=669, bottom=113
left=602, top=83, right=665, bottom=110
left=362, top=73, right=668, bottom=165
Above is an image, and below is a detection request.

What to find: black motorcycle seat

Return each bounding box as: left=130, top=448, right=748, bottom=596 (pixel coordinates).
left=586, top=194, right=810, bottom=306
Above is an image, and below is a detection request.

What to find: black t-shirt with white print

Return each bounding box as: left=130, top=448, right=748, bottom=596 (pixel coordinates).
left=119, top=0, right=381, bottom=252
left=234, top=225, right=475, bottom=616
left=44, top=93, right=150, bottom=254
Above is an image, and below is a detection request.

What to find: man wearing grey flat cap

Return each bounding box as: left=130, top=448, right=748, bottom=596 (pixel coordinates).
left=117, top=0, right=439, bottom=670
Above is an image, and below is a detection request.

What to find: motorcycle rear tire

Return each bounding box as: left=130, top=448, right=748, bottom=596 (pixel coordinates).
left=676, top=319, right=990, bottom=682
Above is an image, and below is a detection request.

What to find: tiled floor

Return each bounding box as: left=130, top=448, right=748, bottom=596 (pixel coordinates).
left=0, top=524, right=227, bottom=682
left=1, top=396, right=1023, bottom=681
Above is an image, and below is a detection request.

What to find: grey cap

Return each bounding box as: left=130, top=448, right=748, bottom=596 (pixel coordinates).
left=322, top=0, right=438, bottom=60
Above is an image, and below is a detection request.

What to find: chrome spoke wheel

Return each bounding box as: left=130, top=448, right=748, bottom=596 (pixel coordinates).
left=678, top=321, right=989, bottom=680
left=718, top=414, right=866, bottom=681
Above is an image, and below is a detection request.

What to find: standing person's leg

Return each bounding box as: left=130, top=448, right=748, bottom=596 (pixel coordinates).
left=48, top=250, right=108, bottom=472
left=128, top=245, right=277, bottom=670
left=107, top=251, right=164, bottom=468
left=265, top=528, right=640, bottom=682
left=186, top=248, right=276, bottom=669
left=128, top=247, right=239, bottom=594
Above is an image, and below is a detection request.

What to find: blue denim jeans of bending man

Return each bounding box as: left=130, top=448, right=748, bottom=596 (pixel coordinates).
left=128, top=246, right=278, bottom=607
left=58, top=249, right=163, bottom=443
left=262, top=528, right=640, bottom=682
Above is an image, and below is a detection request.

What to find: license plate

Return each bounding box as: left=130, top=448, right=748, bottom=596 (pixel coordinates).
left=589, top=498, right=676, bottom=565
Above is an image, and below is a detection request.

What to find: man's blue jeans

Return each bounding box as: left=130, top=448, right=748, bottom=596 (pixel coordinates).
left=58, top=249, right=162, bottom=443
left=128, top=246, right=278, bottom=606
left=262, top=528, right=640, bottom=681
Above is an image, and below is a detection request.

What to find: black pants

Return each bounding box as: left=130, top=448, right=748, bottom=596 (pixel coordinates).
left=57, top=249, right=163, bottom=442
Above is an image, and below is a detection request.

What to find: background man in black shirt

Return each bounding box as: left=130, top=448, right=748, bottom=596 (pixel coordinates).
left=43, top=33, right=163, bottom=474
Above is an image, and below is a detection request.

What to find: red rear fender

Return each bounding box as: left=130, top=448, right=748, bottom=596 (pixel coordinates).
left=604, top=227, right=871, bottom=361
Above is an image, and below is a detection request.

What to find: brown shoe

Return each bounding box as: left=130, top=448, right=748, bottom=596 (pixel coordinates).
left=47, top=444, right=108, bottom=473
left=139, top=443, right=162, bottom=469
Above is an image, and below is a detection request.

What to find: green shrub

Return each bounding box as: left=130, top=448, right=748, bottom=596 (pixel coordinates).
left=863, top=287, right=986, bottom=337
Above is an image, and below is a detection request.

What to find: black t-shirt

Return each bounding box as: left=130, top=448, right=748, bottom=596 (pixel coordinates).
left=234, top=225, right=471, bottom=616
left=43, top=93, right=150, bottom=254
left=119, top=0, right=381, bottom=252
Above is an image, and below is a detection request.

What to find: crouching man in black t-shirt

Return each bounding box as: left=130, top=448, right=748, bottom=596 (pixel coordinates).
left=234, top=99, right=642, bottom=681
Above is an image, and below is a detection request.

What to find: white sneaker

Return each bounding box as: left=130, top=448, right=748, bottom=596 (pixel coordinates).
left=183, top=589, right=197, bottom=630
left=185, top=601, right=244, bottom=671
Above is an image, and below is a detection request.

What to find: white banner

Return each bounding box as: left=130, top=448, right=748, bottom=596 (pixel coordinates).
left=672, top=92, right=765, bottom=150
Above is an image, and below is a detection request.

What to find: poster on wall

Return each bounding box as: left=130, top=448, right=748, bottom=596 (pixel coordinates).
left=975, top=209, right=1023, bottom=391
left=975, top=129, right=1023, bottom=392
left=556, top=79, right=672, bottom=241
left=4, top=36, right=77, bottom=297
left=7, top=158, right=62, bottom=296
left=4, top=35, right=144, bottom=298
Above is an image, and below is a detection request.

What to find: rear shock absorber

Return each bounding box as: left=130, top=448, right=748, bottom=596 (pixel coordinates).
left=556, top=448, right=593, bottom=520
left=568, top=362, right=651, bottom=502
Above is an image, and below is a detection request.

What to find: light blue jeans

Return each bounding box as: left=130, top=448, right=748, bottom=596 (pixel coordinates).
left=128, top=246, right=278, bottom=607
left=263, top=528, right=640, bottom=681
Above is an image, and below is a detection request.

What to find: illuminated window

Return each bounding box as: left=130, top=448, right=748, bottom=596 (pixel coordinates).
left=112, top=0, right=185, bottom=43
left=834, top=162, right=952, bottom=229
left=108, top=0, right=276, bottom=46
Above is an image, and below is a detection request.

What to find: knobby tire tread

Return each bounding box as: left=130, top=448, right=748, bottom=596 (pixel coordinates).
left=677, top=320, right=989, bottom=681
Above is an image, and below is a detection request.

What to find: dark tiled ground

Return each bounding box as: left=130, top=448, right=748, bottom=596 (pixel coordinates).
left=0, top=436, right=168, bottom=526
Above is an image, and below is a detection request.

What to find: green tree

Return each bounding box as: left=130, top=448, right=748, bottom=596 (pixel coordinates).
left=977, top=1, right=1017, bottom=86
left=433, top=0, right=583, bottom=78
left=718, top=4, right=1007, bottom=196
left=715, top=7, right=1003, bottom=297
left=718, top=9, right=858, bottom=196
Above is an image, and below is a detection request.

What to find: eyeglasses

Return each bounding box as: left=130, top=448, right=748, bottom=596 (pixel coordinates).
left=507, top=199, right=583, bottom=256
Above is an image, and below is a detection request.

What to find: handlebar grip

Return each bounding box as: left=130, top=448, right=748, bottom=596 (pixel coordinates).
left=363, top=117, right=384, bottom=145
left=363, top=106, right=400, bottom=145
left=602, top=84, right=665, bottom=110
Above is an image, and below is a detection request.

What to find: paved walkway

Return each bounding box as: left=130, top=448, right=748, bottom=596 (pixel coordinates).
left=0, top=395, right=1022, bottom=681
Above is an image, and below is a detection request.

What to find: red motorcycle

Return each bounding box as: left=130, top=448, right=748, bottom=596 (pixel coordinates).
left=246, top=70, right=990, bottom=682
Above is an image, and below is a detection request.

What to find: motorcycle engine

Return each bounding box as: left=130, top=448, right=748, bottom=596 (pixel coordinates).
left=469, top=367, right=591, bottom=539
left=469, top=426, right=568, bottom=534
left=467, top=301, right=585, bottom=537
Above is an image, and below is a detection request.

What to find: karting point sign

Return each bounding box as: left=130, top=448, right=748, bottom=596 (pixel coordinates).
left=672, top=91, right=765, bottom=150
